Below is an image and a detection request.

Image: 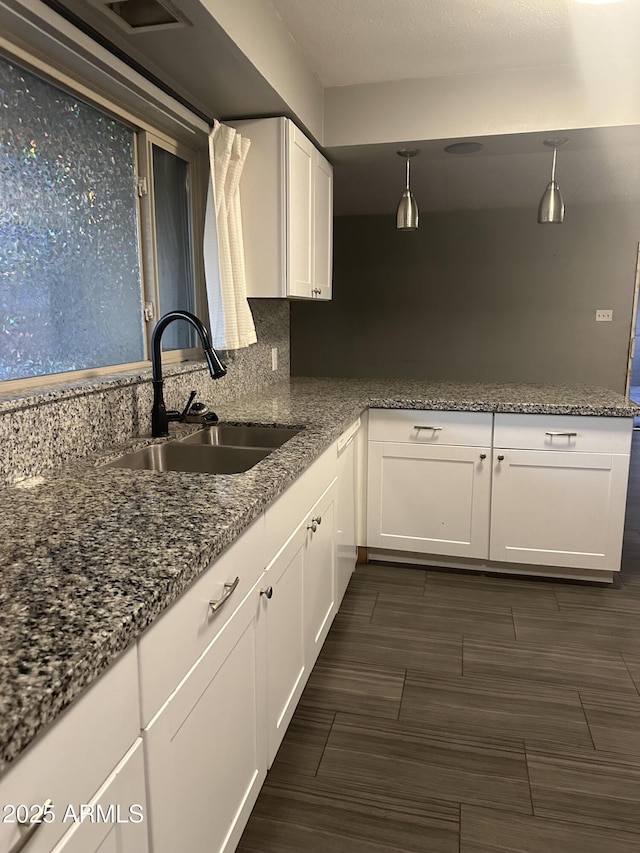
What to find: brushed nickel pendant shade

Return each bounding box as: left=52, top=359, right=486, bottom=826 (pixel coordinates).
left=396, top=148, right=420, bottom=230
left=538, top=138, right=568, bottom=224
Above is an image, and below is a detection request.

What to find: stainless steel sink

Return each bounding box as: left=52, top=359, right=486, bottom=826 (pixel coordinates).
left=105, top=442, right=272, bottom=474
left=179, top=424, right=302, bottom=449
left=105, top=423, right=302, bottom=474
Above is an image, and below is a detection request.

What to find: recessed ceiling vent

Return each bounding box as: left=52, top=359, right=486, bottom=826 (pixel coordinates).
left=89, top=0, right=191, bottom=34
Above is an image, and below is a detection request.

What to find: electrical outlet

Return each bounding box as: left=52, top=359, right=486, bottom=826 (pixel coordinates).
left=271, top=347, right=278, bottom=371
left=595, top=309, right=613, bottom=322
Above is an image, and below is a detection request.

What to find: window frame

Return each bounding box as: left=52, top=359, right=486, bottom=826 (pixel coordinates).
left=0, top=36, right=209, bottom=394
left=137, top=131, right=208, bottom=363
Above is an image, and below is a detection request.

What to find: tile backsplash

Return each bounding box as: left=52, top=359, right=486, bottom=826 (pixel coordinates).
left=0, top=301, right=290, bottom=486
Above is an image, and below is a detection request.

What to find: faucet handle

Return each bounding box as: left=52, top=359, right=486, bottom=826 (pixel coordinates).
left=180, top=390, right=198, bottom=421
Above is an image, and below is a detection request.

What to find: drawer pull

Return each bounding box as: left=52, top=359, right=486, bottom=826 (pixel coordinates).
left=545, top=431, right=578, bottom=438
left=497, top=454, right=505, bottom=462
left=209, top=577, right=240, bottom=613
left=307, top=521, right=318, bottom=533
left=260, top=586, right=273, bottom=599
left=10, top=799, right=53, bottom=853
left=480, top=453, right=487, bottom=460
left=414, top=425, right=443, bottom=432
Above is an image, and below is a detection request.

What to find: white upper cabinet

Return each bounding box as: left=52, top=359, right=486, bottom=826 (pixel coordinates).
left=228, top=117, right=333, bottom=300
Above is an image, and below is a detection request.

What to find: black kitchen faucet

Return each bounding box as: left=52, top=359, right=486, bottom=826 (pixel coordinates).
left=150, top=310, right=227, bottom=437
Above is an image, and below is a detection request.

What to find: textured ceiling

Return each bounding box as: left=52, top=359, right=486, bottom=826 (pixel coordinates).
left=270, top=0, right=639, bottom=87
left=267, top=0, right=640, bottom=213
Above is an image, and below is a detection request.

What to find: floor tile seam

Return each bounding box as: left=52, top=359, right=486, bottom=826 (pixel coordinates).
left=521, top=741, right=536, bottom=817
left=248, top=795, right=463, bottom=845
left=402, top=667, right=588, bottom=704
left=312, top=656, right=409, bottom=681
left=576, top=690, right=597, bottom=750
left=467, top=634, right=640, bottom=662
left=328, top=713, right=528, bottom=757
left=315, top=753, right=533, bottom=814
left=313, top=709, right=336, bottom=778
left=459, top=802, right=640, bottom=840
left=620, top=654, right=640, bottom=699
left=261, top=775, right=462, bottom=824
left=523, top=741, right=640, bottom=773
left=237, top=809, right=453, bottom=850
left=530, top=805, right=640, bottom=836
left=512, top=608, right=640, bottom=631
left=396, top=668, right=408, bottom=722
left=373, top=595, right=517, bottom=617
left=456, top=664, right=638, bottom=698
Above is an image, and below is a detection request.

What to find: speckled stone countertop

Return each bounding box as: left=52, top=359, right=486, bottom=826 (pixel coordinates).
left=0, top=377, right=636, bottom=773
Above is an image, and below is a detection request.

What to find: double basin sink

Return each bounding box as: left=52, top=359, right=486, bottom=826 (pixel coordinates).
left=106, top=424, right=302, bottom=474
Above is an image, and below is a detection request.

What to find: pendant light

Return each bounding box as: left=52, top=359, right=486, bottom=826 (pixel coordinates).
left=537, top=138, right=568, bottom=224
left=396, top=148, right=420, bottom=230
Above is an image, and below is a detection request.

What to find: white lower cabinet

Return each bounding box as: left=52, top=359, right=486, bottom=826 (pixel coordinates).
left=304, top=480, right=337, bottom=667
left=367, top=409, right=633, bottom=577
left=368, top=410, right=493, bottom=560
left=336, top=418, right=361, bottom=603
left=368, top=441, right=491, bottom=559
left=143, top=576, right=267, bottom=853
left=262, top=522, right=306, bottom=766
left=490, top=448, right=630, bottom=570
left=262, top=477, right=337, bottom=766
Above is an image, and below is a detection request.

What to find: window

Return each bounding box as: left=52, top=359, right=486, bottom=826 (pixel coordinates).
left=0, top=54, right=202, bottom=386
left=151, top=144, right=197, bottom=351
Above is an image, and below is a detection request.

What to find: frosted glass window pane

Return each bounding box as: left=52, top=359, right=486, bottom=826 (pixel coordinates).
left=152, top=145, right=196, bottom=351
left=0, top=56, right=145, bottom=382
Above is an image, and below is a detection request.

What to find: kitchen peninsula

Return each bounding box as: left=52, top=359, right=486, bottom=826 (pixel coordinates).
left=0, top=376, right=636, bottom=852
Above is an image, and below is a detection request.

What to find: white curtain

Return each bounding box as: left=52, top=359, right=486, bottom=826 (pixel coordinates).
left=203, top=120, right=257, bottom=350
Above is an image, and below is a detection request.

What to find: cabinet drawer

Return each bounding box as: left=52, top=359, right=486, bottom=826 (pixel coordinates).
left=138, top=516, right=264, bottom=726
left=369, top=409, right=493, bottom=446
left=51, top=739, right=148, bottom=852
left=494, top=414, right=633, bottom=454
left=0, top=645, right=139, bottom=853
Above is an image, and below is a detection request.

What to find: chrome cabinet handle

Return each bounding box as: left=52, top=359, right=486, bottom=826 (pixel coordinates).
left=260, top=586, right=273, bottom=599
left=9, top=799, right=53, bottom=853
left=414, top=425, right=443, bottom=431
left=479, top=453, right=487, bottom=460
left=209, top=577, right=239, bottom=613
left=545, top=431, right=578, bottom=438
left=497, top=454, right=505, bottom=461
left=312, top=516, right=322, bottom=526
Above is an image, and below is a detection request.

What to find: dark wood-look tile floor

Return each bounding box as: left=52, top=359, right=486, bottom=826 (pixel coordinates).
left=237, top=434, right=640, bottom=853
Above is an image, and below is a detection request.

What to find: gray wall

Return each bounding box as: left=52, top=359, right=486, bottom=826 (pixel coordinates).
left=291, top=205, right=640, bottom=393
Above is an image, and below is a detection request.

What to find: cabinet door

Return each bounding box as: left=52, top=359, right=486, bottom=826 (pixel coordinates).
left=490, top=449, right=630, bottom=571
left=313, top=150, right=333, bottom=300
left=305, top=479, right=337, bottom=667
left=144, top=580, right=266, bottom=853
left=263, top=525, right=307, bottom=767
left=286, top=122, right=314, bottom=298
left=368, top=441, right=491, bottom=559
left=336, top=424, right=359, bottom=605
left=51, top=741, right=148, bottom=853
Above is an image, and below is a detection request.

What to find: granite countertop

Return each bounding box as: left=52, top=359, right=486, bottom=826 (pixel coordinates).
left=0, top=377, right=637, bottom=773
